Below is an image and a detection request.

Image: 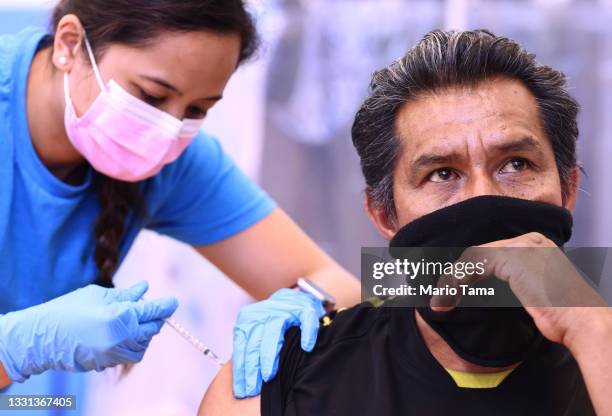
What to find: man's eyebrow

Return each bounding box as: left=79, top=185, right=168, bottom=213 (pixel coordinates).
left=411, top=152, right=462, bottom=170
left=408, top=151, right=462, bottom=183
left=139, top=75, right=223, bottom=101
left=490, top=136, right=544, bottom=155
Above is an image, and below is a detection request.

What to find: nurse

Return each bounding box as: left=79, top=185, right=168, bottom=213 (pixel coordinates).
left=0, top=0, right=359, bottom=399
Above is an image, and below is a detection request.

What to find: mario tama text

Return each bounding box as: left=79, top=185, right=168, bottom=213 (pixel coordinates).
left=372, top=282, right=494, bottom=297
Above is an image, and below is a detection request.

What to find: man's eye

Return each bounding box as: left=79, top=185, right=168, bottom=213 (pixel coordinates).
left=500, top=158, right=529, bottom=174
left=428, top=168, right=457, bottom=183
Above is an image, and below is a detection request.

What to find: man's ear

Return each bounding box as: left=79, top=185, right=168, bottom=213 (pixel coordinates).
left=365, top=195, right=398, bottom=241
left=562, top=166, right=580, bottom=212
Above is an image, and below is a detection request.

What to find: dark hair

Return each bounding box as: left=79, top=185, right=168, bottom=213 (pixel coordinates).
left=50, top=0, right=259, bottom=288
left=351, top=29, right=580, bottom=222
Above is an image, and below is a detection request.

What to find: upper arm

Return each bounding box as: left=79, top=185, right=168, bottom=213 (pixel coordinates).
left=200, top=326, right=306, bottom=416
left=199, top=363, right=261, bottom=416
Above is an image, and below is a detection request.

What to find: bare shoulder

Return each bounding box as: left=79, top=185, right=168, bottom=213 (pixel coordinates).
left=198, top=362, right=261, bottom=416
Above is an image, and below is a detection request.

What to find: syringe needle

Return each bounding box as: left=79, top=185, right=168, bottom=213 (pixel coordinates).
left=165, top=317, right=224, bottom=367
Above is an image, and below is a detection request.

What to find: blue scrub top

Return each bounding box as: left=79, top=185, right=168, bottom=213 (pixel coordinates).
left=0, top=26, right=277, bottom=313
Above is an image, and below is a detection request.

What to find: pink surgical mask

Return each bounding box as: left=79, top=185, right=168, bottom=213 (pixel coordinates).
left=63, top=35, right=203, bottom=182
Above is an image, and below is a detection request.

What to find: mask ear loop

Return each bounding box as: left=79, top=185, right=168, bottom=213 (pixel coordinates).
left=82, top=32, right=107, bottom=93
left=63, top=72, right=72, bottom=106
left=63, top=32, right=107, bottom=116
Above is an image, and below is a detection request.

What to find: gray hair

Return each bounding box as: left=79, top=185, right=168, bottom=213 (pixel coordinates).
left=351, top=29, right=579, bottom=222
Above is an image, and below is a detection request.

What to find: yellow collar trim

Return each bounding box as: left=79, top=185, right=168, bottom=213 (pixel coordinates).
left=444, top=368, right=514, bottom=389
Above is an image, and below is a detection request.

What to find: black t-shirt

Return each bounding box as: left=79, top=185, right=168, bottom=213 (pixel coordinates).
left=261, top=302, right=594, bottom=416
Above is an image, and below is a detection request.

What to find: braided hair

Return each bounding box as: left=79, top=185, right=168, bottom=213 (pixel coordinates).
left=92, top=179, right=142, bottom=287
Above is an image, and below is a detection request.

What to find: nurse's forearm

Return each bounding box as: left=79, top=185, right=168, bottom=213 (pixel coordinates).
left=0, top=360, right=12, bottom=388
left=305, top=264, right=360, bottom=308
left=197, top=209, right=361, bottom=306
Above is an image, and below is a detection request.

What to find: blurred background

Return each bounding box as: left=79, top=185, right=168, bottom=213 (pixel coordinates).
left=0, top=0, right=611, bottom=414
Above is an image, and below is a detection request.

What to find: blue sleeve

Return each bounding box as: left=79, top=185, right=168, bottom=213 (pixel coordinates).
left=145, top=132, right=277, bottom=246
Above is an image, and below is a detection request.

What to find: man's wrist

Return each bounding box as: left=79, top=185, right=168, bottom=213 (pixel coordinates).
left=564, top=308, right=612, bottom=357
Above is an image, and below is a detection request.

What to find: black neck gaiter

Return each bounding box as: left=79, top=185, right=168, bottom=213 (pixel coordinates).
left=390, top=195, right=573, bottom=367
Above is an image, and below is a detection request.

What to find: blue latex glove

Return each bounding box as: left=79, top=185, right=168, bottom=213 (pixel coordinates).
left=0, top=281, right=178, bottom=382
left=232, top=288, right=325, bottom=398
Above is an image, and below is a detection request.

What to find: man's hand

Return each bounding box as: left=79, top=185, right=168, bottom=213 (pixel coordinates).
left=431, top=232, right=607, bottom=343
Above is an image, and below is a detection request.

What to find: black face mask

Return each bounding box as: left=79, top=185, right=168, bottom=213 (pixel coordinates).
left=390, top=195, right=573, bottom=367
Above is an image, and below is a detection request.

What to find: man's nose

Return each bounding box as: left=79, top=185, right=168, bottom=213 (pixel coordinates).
left=462, top=172, right=504, bottom=200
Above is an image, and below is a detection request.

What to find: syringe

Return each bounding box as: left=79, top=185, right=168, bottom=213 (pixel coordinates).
left=141, top=296, right=224, bottom=367
left=164, top=317, right=224, bottom=367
